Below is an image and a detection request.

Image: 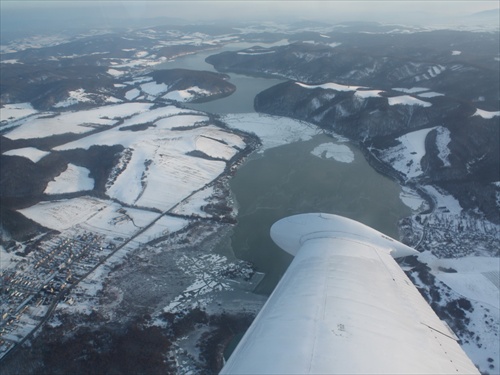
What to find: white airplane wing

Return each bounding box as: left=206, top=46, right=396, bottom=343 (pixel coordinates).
left=220, top=213, right=479, bottom=374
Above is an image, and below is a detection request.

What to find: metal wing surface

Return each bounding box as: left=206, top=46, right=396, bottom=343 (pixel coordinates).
left=220, top=213, right=479, bottom=374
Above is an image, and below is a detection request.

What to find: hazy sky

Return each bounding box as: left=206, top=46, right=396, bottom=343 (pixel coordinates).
left=2, top=1, right=499, bottom=32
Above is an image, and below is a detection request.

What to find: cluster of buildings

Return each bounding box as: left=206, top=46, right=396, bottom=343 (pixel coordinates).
left=0, top=231, right=113, bottom=359
left=410, top=213, right=499, bottom=258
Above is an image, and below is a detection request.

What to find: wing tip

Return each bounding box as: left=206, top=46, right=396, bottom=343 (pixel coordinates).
left=270, top=213, right=418, bottom=258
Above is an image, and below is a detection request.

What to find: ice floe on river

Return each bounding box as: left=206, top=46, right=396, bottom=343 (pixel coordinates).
left=222, top=113, right=318, bottom=152
left=310, top=142, right=355, bottom=163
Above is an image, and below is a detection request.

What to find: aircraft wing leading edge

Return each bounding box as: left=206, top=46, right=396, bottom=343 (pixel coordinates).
left=220, top=213, right=479, bottom=374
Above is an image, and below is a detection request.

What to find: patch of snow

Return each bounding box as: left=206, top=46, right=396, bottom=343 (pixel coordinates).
left=135, top=51, right=149, bottom=58
left=380, top=127, right=436, bottom=180
left=435, top=126, right=452, bottom=167
left=5, top=102, right=153, bottom=140
left=196, top=136, right=239, bottom=160
left=104, top=96, right=122, bottom=104
left=153, top=114, right=209, bottom=130
left=107, top=68, right=126, bottom=77
left=423, top=185, right=462, bottom=215
left=119, top=106, right=200, bottom=127
left=54, top=111, right=242, bottom=211
left=165, top=253, right=236, bottom=313
left=310, top=142, right=354, bottom=163
left=82, top=204, right=159, bottom=239
left=461, top=300, right=499, bottom=374
left=133, top=215, right=189, bottom=244
left=296, top=81, right=365, bottom=92
left=354, top=89, right=384, bottom=99
left=399, top=186, right=427, bottom=211
left=135, top=147, right=226, bottom=211
left=0, top=102, right=38, bottom=123
left=2, top=147, right=49, bottom=163
left=172, top=186, right=215, bottom=217
left=297, top=82, right=382, bottom=99
left=125, top=88, right=141, bottom=101
left=237, top=50, right=276, bottom=55
left=45, top=164, right=94, bottom=195
left=163, top=86, right=211, bottom=102
left=0, top=244, right=23, bottom=269
left=451, top=50, right=462, bottom=56
left=418, top=251, right=499, bottom=309
left=417, top=91, right=445, bottom=98
left=428, top=65, right=446, bottom=77
left=1, top=59, right=21, bottom=64
left=388, top=95, right=432, bottom=107
left=140, top=81, right=170, bottom=96
left=18, top=197, right=109, bottom=231
left=392, top=87, right=429, bottom=94
left=56, top=93, right=115, bottom=106
left=473, top=108, right=500, bottom=119
left=53, top=89, right=95, bottom=108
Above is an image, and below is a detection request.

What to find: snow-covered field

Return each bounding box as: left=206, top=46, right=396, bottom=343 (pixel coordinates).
left=140, top=81, right=170, bottom=96
left=2, top=147, right=49, bottom=163
left=415, top=250, right=500, bottom=373
left=7, top=102, right=249, bottom=233
left=18, top=197, right=109, bottom=231
left=387, top=95, right=432, bottom=107
left=473, top=108, right=500, bottom=119
left=54, top=89, right=122, bottom=108
left=423, top=184, right=463, bottom=215
left=163, top=86, right=211, bottom=102
left=297, top=82, right=437, bottom=107
left=417, top=91, right=444, bottom=98
left=45, top=164, right=94, bottom=195
left=51, top=110, right=243, bottom=211
left=171, top=186, right=215, bottom=217
left=4, top=103, right=153, bottom=140
left=132, top=215, right=189, bottom=244
left=354, top=89, right=384, bottom=99
left=399, top=186, right=428, bottom=212
left=420, top=252, right=499, bottom=309
left=380, top=127, right=436, bottom=180
left=296, top=81, right=365, bottom=91
left=0, top=102, right=38, bottom=123
left=392, top=87, right=429, bottom=94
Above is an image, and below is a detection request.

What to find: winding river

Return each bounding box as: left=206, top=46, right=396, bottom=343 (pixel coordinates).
left=157, top=42, right=411, bottom=295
